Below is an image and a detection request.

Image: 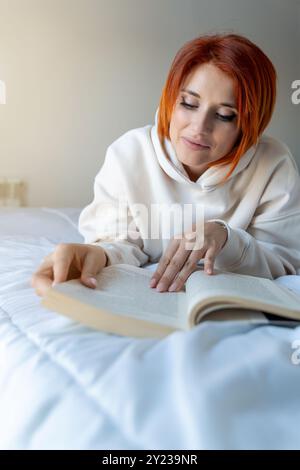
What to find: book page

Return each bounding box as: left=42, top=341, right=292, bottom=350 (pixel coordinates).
left=52, top=264, right=188, bottom=330
left=199, top=307, right=268, bottom=324
left=185, top=267, right=300, bottom=324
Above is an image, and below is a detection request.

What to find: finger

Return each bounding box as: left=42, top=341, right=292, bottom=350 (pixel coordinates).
left=80, top=250, right=104, bottom=288
left=52, top=245, right=74, bottom=284
left=31, top=272, right=53, bottom=297
left=149, top=240, right=179, bottom=288
left=155, top=250, right=189, bottom=292
left=168, top=249, right=203, bottom=292
left=203, top=244, right=217, bottom=275
left=34, top=252, right=53, bottom=271
left=41, top=253, right=52, bottom=264
left=31, top=257, right=54, bottom=287
left=155, top=257, right=183, bottom=292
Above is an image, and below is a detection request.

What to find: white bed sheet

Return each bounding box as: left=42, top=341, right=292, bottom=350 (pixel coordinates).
left=0, top=207, right=83, bottom=241
left=0, top=207, right=300, bottom=450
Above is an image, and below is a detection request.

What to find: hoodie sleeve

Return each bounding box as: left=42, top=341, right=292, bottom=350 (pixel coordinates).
left=213, top=150, right=300, bottom=279
left=77, top=145, right=149, bottom=267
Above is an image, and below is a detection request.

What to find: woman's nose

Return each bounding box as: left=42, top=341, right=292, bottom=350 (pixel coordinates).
left=190, top=110, right=212, bottom=134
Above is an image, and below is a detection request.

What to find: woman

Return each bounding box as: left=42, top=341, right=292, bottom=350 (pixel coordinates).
left=31, top=33, right=300, bottom=296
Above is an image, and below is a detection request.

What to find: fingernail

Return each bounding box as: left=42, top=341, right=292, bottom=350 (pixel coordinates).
left=88, top=277, right=97, bottom=287
left=168, top=283, right=177, bottom=292
left=52, top=281, right=57, bottom=287
left=149, top=278, right=156, bottom=287
left=156, top=283, right=164, bottom=292
left=207, top=269, right=212, bottom=275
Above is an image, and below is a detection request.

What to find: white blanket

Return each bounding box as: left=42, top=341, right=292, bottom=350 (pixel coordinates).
left=0, top=208, right=300, bottom=449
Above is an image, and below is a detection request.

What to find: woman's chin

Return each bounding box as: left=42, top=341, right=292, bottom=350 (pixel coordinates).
left=178, top=154, right=209, bottom=167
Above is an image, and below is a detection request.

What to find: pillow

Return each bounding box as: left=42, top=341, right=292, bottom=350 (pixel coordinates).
left=0, top=207, right=84, bottom=242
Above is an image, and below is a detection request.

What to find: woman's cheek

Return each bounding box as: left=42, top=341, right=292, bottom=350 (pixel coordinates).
left=218, top=129, right=238, bottom=155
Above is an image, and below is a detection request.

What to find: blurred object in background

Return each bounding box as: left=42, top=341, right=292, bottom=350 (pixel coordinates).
left=0, top=178, right=25, bottom=207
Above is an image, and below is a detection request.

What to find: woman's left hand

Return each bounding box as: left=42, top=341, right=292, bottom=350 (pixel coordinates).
left=149, top=221, right=228, bottom=292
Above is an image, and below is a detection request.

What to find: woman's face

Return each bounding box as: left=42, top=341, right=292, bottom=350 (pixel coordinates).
left=169, top=62, right=240, bottom=181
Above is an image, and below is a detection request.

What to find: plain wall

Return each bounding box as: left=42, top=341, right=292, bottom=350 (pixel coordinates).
left=0, top=0, right=299, bottom=207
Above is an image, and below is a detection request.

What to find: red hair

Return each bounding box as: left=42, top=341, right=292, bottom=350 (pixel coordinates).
left=158, top=33, right=277, bottom=181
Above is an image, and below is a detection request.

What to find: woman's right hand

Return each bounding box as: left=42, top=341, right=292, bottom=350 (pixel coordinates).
left=31, top=243, right=108, bottom=297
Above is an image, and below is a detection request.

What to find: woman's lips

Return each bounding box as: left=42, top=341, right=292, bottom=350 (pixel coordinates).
left=182, top=137, right=210, bottom=150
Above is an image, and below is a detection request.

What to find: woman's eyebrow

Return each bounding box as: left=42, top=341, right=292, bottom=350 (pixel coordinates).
left=181, top=88, right=237, bottom=110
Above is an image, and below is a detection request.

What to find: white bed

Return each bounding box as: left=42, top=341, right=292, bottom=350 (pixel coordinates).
left=0, top=207, right=300, bottom=450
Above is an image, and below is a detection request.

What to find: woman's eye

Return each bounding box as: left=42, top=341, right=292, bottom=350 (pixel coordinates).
left=180, top=98, right=236, bottom=122
left=216, top=113, right=236, bottom=122
left=180, top=99, right=197, bottom=109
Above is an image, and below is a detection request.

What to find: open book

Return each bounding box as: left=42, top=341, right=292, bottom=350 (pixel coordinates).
left=41, top=264, right=300, bottom=339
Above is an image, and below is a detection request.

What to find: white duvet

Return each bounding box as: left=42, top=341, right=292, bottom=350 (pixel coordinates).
left=0, top=208, right=300, bottom=450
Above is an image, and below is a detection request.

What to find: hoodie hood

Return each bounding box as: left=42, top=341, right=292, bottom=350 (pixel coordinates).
left=151, top=108, right=259, bottom=192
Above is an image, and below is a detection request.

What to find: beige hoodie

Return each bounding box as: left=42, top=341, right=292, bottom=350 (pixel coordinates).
left=78, top=110, right=300, bottom=279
